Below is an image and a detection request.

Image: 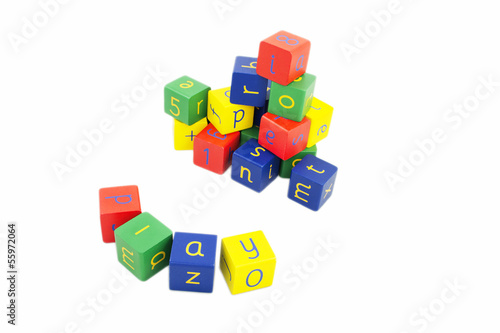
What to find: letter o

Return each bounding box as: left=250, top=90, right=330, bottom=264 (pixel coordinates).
left=279, top=95, right=295, bottom=109
left=246, top=269, right=263, bottom=287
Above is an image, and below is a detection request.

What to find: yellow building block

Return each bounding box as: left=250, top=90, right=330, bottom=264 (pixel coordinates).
left=305, top=97, right=334, bottom=147
left=207, top=87, right=254, bottom=135
left=174, top=118, right=208, bottom=150
left=220, top=230, right=276, bottom=295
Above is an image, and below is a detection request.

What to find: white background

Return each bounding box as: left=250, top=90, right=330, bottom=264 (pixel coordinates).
left=1, top=0, right=500, bottom=332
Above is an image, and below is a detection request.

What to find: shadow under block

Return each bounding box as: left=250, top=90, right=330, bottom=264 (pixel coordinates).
left=174, top=118, right=208, bottom=150
left=207, top=87, right=254, bottom=135
left=288, top=155, right=338, bottom=211
left=231, top=139, right=280, bottom=192
left=220, top=231, right=276, bottom=295
left=114, top=212, right=173, bottom=281
left=256, top=30, right=311, bottom=86
left=169, top=232, right=217, bottom=293
left=305, top=97, right=334, bottom=148
left=164, top=75, right=210, bottom=125
left=99, top=185, right=141, bottom=243
left=239, top=126, right=260, bottom=147
left=193, top=123, right=240, bottom=174
left=279, top=145, right=317, bottom=178
left=230, top=56, right=268, bottom=107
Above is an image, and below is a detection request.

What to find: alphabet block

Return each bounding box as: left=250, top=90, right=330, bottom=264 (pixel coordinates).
left=231, top=139, right=280, bottom=192
left=193, top=123, right=240, bottom=174
left=207, top=87, right=254, bottom=135
left=164, top=76, right=210, bottom=125
left=305, top=97, right=334, bottom=147
left=220, top=231, right=276, bottom=295
left=288, top=155, right=338, bottom=211
left=230, top=56, right=268, bottom=107
left=279, top=145, right=317, bottom=178
left=258, top=113, right=311, bottom=160
left=268, top=73, right=316, bottom=122
left=99, top=185, right=141, bottom=243
left=253, top=100, right=269, bottom=127
left=169, top=232, right=217, bottom=293
left=239, top=126, right=260, bottom=146
left=256, top=30, right=311, bottom=86
left=173, top=118, right=208, bottom=150
left=114, top=212, right=173, bottom=281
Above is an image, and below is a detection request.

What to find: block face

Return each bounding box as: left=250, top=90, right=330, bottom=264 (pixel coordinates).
left=164, top=76, right=210, bottom=125
left=258, top=113, right=311, bottom=160
left=193, top=123, right=240, bottom=174
left=174, top=118, right=208, bottom=150
left=279, top=145, right=317, bottom=178
left=114, top=212, right=173, bottom=281
left=230, top=56, right=268, bottom=107
left=99, top=185, right=141, bottom=243
left=220, top=231, right=276, bottom=295
left=231, top=139, right=280, bottom=192
left=240, top=126, right=260, bottom=146
left=169, top=232, right=217, bottom=293
left=268, top=73, right=316, bottom=122
left=207, top=87, right=255, bottom=135
left=256, top=30, right=311, bottom=85
left=287, top=155, right=338, bottom=211
left=306, top=98, right=334, bottom=147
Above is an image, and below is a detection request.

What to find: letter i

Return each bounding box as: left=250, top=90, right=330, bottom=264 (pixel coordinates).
left=269, top=165, right=273, bottom=179
left=270, top=55, right=276, bottom=74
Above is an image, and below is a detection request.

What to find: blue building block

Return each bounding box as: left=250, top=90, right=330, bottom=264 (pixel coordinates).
left=253, top=100, right=268, bottom=127
left=287, top=154, right=338, bottom=211
left=231, top=139, right=280, bottom=192
left=230, top=56, right=268, bottom=107
left=169, top=232, right=217, bottom=293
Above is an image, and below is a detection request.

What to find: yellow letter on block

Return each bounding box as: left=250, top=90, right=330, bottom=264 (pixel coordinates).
left=174, top=118, right=208, bottom=150
left=305, top=97, right=334, bottom=148
left=207, top=87, right=254, bottom=135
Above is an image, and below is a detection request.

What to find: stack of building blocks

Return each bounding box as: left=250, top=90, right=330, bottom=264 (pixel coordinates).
left=99, top=185, right=275, bottom=294
left=164, top=30, right=338, bottom=211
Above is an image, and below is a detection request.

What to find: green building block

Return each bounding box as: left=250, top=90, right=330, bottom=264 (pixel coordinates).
left=268, top=73, right=316, bottom=122
left=114, top=212, right=173, bottom=281
left=240, top=126, right=260, bottom=146
left=164, top=76, right=211, bottom=125
left=279, top=145, right=317, bottom=178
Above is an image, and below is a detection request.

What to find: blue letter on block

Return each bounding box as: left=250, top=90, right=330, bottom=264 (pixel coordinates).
left=231, top=139, right=280, bottom=192
left=230, top=56, right=268, bottom=107
left=169, top=232, right=217, bottom=293
left=287, top=154, right=338, bottom=211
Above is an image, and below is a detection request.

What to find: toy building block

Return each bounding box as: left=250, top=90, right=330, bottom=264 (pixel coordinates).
left=207, top=87, right=254, bottom=135
left=240, top=126, right=260, bottom=146
left=231, top=139, right=280, bottom=192
left=193, top=123, right=240, bottom=174
left=279, top=145, right=317, bottom=178
left=230, top=56, right=268, bottom=107
left=99, top=185, right=141, bottom=243
left=256, top=30, right=311, bottom=85
left=114, top=212, right=173, bottom=281
left=305, top=97, right=334, bottom=148
left=169, top=232, right=217, bottom=293
left=220, top=230, right=276, bottom=295
left=174, top=118, right=208, bottom=150
left=268, top=73, right=316, bottom=122
left=164, top=76, right=210, bottom=125
left=288, top=155, right=338, bottom=211
left=258, top=113, right=311, bottom=160
left=253, top=100, right=268, bottom=127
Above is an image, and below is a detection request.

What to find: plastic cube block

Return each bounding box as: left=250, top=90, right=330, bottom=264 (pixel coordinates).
left=193, top=123, right=240, bottom=174
left=99, top=185, right=141, bottom=243
left=207, top=87, right=254, bottom=135
left=164, top=76, right=210, bottom=125
left=279, top=145, right=317, bottom=178
left=230, top=56, right=268, bottom=107
left=258, top=113, right=311, bottom=160
left=253, top=101, right=269, bottom=127
left=240, top=126, right=260, bottom=146
left=231, top=139, right=280, bottom=192
left=288, top=155, right=338, bottom=211
left=256, top=30, right=311, bottom=86
left=220, top=230, right=276, bottom=295
left=174, top=118, right=208, bottom=150
left=268, top=73, right=316, bottom=122
left=305, top=97, right=334, bottom=147
left=169, top=232, right=217, bottom=293
left=114, top=212, right=173, bottom=281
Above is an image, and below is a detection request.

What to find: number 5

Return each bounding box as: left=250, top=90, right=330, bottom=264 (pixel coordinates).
left=170, top=96, right=180, bottom=116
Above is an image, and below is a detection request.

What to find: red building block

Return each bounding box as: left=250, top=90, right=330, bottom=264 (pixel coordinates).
left=99, top=185, right=141, bottom=243
left=258, top=113, right=310, bottom=160
left=194, top=123, right=240, bottom=174
left=256, top=30, right=311, bottom=86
